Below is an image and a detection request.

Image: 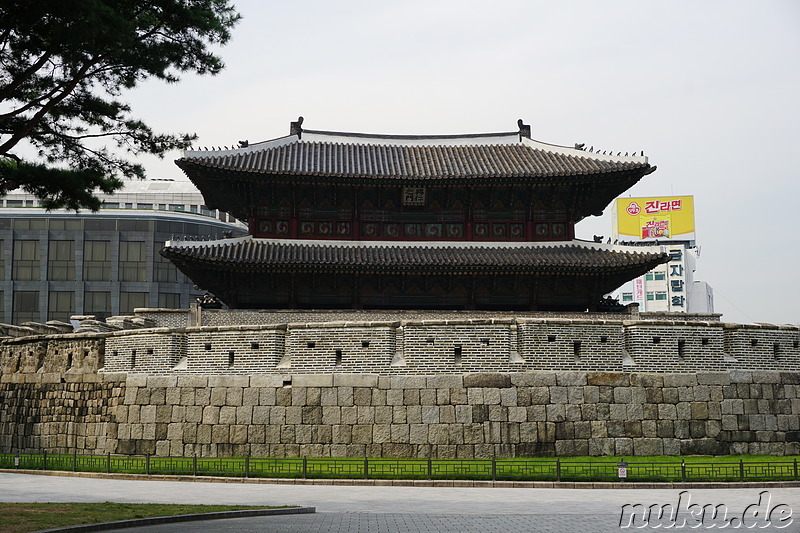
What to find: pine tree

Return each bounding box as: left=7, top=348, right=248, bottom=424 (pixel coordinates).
left=0, top=0, right=240, bottom=209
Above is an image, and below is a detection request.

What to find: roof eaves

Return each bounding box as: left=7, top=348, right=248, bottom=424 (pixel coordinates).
left=520, top=137, right=649, bottom=165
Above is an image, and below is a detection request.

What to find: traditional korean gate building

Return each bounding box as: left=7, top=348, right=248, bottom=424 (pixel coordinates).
left=162, top=119, right=669, bottom=310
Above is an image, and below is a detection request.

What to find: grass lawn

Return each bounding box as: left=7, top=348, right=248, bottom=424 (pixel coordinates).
left=0, top=502, right=293, bottom=533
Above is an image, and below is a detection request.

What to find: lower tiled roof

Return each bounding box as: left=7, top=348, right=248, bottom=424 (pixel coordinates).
left=161, top=238, right=669, bottom=274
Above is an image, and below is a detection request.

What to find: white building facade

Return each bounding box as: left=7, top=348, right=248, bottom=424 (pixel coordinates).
left=614, top=243, right=714, bottom=313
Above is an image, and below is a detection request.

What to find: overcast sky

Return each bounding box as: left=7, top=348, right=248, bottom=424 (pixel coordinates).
left=127, top=0, right=799, bottom=325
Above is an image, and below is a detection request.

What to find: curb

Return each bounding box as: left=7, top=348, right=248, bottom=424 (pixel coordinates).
left=3, top=469, right=800, bottom=489
left=36, top=506, right=316, bottom=532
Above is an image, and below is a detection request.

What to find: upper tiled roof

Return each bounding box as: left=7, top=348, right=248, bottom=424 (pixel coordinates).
left=161, top=237, right=669, bottom=273
left=177, top=128, right=651, bottom=182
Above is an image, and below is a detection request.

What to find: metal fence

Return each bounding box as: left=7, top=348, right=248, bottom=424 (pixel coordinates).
left=1, top=452, right=798, bottom=483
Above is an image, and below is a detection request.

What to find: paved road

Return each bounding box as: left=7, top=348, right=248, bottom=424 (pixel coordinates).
left=2, top=473, right=798, bottom=531
left=120, top=513, right=627, bottom=532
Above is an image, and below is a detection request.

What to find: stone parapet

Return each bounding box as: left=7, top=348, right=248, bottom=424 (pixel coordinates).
left=88, top=318, right=800, bottom=375
left=0, top=316, right=800, bottom=375
left=2, top=317, right=799, bottom=376
left=132, top=305, right=723, bottom=329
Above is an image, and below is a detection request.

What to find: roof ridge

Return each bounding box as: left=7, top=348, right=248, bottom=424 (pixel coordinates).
left=303, top=129, right=519, bottom=141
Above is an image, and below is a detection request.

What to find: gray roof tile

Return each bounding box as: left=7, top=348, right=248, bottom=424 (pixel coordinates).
left=177, top=131, right=650, bottom=181
left=162, top=239, right=669, bottom=273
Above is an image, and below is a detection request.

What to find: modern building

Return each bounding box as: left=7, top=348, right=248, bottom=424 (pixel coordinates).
left=610, top=196, right=714, bottom=313
left=162, top=118, right=669, bottom=310
left=0, top=179, right=245, bottom=324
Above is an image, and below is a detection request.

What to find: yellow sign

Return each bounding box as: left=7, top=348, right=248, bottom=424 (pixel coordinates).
left=612, top=196, right=695, bottom=242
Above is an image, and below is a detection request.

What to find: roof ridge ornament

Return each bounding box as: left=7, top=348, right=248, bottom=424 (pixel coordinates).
left=517, top=119, right=531, bottom=141
left=290, top=116, right=304, bottom=139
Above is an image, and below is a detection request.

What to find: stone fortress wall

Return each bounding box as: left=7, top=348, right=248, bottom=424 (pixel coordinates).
left=1, top=309, right=798, bottom=459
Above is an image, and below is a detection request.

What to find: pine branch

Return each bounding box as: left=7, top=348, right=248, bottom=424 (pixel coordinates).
left=0, top=50, right=53, bottom=101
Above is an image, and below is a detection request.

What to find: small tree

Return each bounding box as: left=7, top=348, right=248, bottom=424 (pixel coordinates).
left=0, top=0, right=240, bottom=210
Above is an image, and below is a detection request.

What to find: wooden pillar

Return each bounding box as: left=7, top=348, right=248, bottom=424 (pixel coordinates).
left=352, top=273, right=362, bottom=309
left=468, top=275, right=477, bottom=309
left=587, top=276, right=600, bottom=311
left=466, top=187, right=473, bottom=241
left=290, top=185, right=299, bottom=238
left=352, top=187, right=360, bottom=240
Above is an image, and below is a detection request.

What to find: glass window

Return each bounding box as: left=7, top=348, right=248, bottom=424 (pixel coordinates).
left=120, top=291, right=148, bottom=314
left=621, top=293, right=633, bottom=302
left=645, top=273, right=654, bottom=281
left=138, top=203, right=153, bottom=209
left=125, top=203, right=134, bottom=209
left=48, top=240, right=75, bottom=281
left=13, top=240, right=40, bottom=280
left=119, top=219, right=151, bottom=232
left=6, top=200, right=23, bottom=207
left=84, top=240, right=111, bottom=281
left=153, top=244, right=179, bottom=282
left=169, top=204, right=185, bottom=211
left=655, top=291, right=668, bottom=301
left=49, top=219, right=82, bottom=230
left=654, top=271, right=666, bottom=281
left=119, top=241, right=146, bottom=281
left=84, top=219, right=116, bottom=231
left=85, top=291, right=111, bottom=321
left=158, top=293, right=181, bottom=308
left=13, top=291, right=39, bottom=323
left=48, top=291, right=75, bottom=322
left=0, top=219, right=10, bottom=229
left=189, top=205, right=198, bottom=213
left=646, top=292, right=655, bottom=301
left=158, top=204, right=166, bottom=210
left=103, top=202, right=119, bottom=208
left=155, top=220, right=185, bottom=234
left=14, top=219, right=47, bottom=230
